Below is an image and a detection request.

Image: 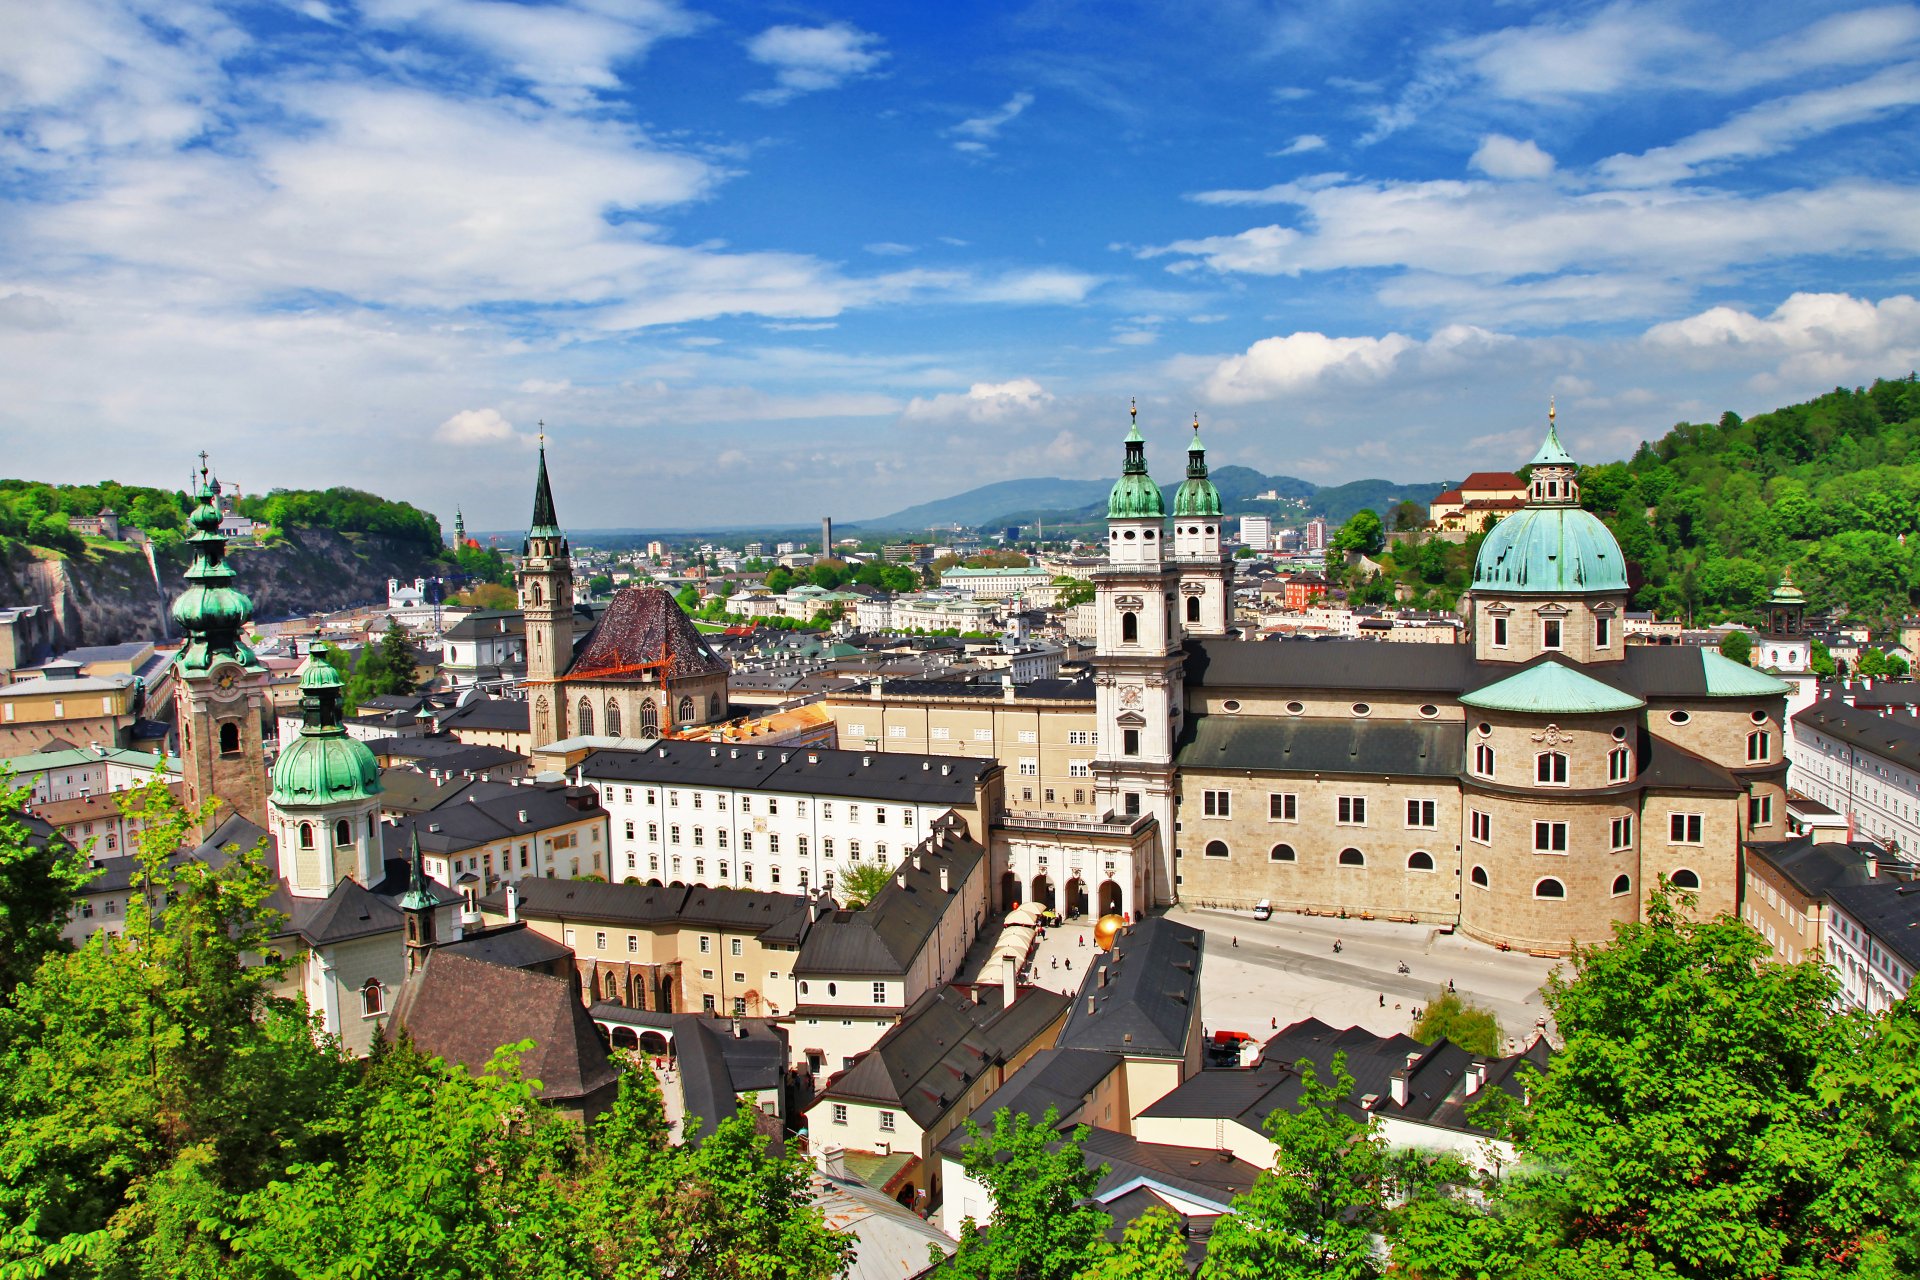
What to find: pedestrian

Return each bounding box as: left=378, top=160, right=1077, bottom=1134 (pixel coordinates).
left=1232, top=936, right=1238, bottom=948
left=1271, top=1016, right=1277, bottom=1030
left=1448, top=978, right=1456, bottom=994
left=1078, top=934, right=1085, bottom=948
left=1051, top=956, right=1058, bottom=970
left=1065, top=958, right=1072, bottom=971
left=1379, top=993, right=1385, bottom=1007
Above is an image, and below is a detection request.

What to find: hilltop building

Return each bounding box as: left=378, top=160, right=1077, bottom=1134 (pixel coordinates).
left=1428, top=471, right=1528, bottom=533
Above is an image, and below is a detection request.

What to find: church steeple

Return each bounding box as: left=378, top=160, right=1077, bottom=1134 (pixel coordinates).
left=528, top=425, right=563, bottom=544
left=517, top=425, right=574, bottom=748
left=1526, top=400, right=1580, bottom=507
left=454, top=507, right=466, bottom=549
left=398, top=830, right=438, bottom=974
left=171, top=455, right=258, bottom=673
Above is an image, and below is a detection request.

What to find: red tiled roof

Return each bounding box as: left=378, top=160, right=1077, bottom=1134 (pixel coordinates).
left=1430, top=489, right=1463, bottom=505
left=1459, top=471, right=1525, bottom=493
left=568, top=586, right=731, bottom=683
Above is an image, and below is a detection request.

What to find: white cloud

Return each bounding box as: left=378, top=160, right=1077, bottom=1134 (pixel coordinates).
left=1469, top=134, right=1554, bottom=180
left=1273, top=134, right=1326, bottom=156
left=902, top=377, right=1054, bottom=424
left=744, top=23, right=886, bottom=105
left=949, top=91, right=1034, bottom=154
left=864, top=241, right=915, bottom=256
left=517, top=377, right=573, bottom=395
left=1644, top=291, right=1920, bottom=384
left=1201, top=324, right=1511, bottom=403
left=359, top=0, right=703, bottom=103
left=435, top=406, right=517, bottom=444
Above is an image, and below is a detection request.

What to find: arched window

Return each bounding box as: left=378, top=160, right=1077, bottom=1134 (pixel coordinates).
left=605, top=971, right=619, bottom=999
left=368, top=814, right=376, bottom=837
left=1338, top=848, right=1365, bottom=867
left=1534, top=877, right=1566, bottom=899
left=334, top=819, right=351, bottom=846
left=1536, top=751, right=1568, bottom=785
left=218, top=722, right=240, bottom=755
left=1608, top=747, right=1632, bottom=782
left=640, top=700, right=658, bottom=735
left=1746, top=730, right=1771, bottom=763
left=531, top=582, right=543, bottom=604
left=1471, top=864, right=1489, bottom=888
left=1473, top=743, right=1495, bottom=777
left=1612, top=874, right=1632, bottom=896
left=1186, top=596, right=1201, bottom=622
left=577, top=698, right=594, bottom=736
left=1670, top=868, right=1700, bottom=890
left=360, top=979, right=383, bottom=1017
left=1121, top=612, right=1139, bottom=644
left=1270, top=843, right=1296, bottom=862
left=299, top=822, right=315, bottom=849
left=678, top=696, right=694, bottom=724
left=1407, top=851, right=1434, bottom=871
left=605, top=701, right=622, bottom=737
left=1203, top=840, right=1230, bottom=859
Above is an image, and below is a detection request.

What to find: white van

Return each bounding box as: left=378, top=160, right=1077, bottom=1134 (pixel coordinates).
left=1253, top=899, right=1272, bottom=920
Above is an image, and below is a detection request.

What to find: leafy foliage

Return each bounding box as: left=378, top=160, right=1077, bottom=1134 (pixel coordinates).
left=0, top=479, right=190, bottom=553
left=1086, top=1207, right=1188, bottom=1280
left=0, top=770, right=95, bottom=1000
left=232, top=488, right=442, bottom=556
left=837, top=861, right=892, bottom=909
left=1411, top=989, right=1503, bottom=1057
left=947, top=1105, right=1112, bottom=1280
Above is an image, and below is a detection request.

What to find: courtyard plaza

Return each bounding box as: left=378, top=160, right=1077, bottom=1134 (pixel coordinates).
left=964, top=905, right=1561, bottom=1059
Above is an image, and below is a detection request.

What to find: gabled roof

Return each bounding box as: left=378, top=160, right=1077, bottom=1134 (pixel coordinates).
left=1176, top=714, right=1459, bottom=777
left=1458, top=471, right=1525, bottom=492
left=1460, top=660, right=1646, bottom=715
left=479, top=876, right=815, bottom=940
left=1056, top=917, right=1203, bottom=1060
left=389, top=951, right=617, bottom=1104
left=795, top=821, right=986, bottom=977
left=567, top=586, right=730, bottom=683
left=1699, top=650, right=1793, bottom=697
left=580, top=740, right=995, bottom=804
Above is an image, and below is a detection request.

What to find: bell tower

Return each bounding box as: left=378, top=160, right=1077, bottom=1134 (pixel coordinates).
left=172, top=454, right=269, bottom=838
left=269, top=645, right=383, bottom=898
left=1171, top=415, right=1233, bottom=637
left=1091, top=403, right=1184, bottom=913
left=1760, top=567, right=1817, bottom=719
left=518, top=427, right=573, bottom=749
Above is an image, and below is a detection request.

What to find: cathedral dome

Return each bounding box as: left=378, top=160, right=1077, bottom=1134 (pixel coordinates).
left=1471, top=505, right=1628, bottom=594
left=1107, top=414, right=1166, bottom=520
left=271, top=648, right=381, bottom=806
left=1172, top=425, right=1222, bottom=517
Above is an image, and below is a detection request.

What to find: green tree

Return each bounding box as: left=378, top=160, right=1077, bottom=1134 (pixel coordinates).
left=1811, top=638, right=1837, bottom=678
left=1389, top=500, right=1423, bottom=532
left=1513, top=888, right=1891, bottom=1279
left=807, top=559, right=850, bottom=589
left=452, top=582, right=517, bottom=609
left=587, top=573, right=614, bottom=596
left=0, top=770, right=95, bottom=999
left=375, top=621, right=418, bottom=696
left=675, top=584, right=702, bottom=612
left=838, top=862, right=892, bottom=909
left=947, top=1105, right=1112, bottom=1280
left=1823, top=994, right=1920, bottom=1273
left=1052, top=576, right=1095, bottom=608
left=765, top=566, right=797, bottom=594
left=1203, top=1052, right=1387, bottom=1280
left=1329, top=509, right=1385, bottom=558
left=1411, top=989, right=1503, bottom=1056
left=1086, top=1206, right=1187, bottom=1280
left=1718, top=629, right=1752, bottom=666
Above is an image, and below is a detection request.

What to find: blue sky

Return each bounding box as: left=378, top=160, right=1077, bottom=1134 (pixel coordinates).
left=6, top=1, right=1920, bottom=532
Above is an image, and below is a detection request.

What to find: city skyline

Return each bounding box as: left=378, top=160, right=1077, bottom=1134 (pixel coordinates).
left=6, top=1, right=1920, bottom=529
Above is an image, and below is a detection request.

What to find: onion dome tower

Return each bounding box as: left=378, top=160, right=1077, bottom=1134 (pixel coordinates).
left=270, top=644, right=384, bottom=897
left=1470, top=404, right=1630, bottom=664
left=1172, top=415, right=1231, bottom=637
left=171, top=454, right=270, bottom=833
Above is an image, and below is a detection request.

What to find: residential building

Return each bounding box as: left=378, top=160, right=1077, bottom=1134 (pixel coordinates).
left=1788, top=696, right=1920, bottom=860
left=938, top=566, right=1052, bottom=600
left=1428, top=471, right=1528, bottom=533
left=4, top=743, right=179, bottom=803
left=439, top=610, right=527, bottom=691
left=1238, top=514, right=1272, bottom=551
left=0, top=666, right=142, bottom=756
left=388, top=778, right=611, bottom=896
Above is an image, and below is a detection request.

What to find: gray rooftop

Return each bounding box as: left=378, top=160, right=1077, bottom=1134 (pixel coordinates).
left=1056, top=917, right=1203, bottom=1060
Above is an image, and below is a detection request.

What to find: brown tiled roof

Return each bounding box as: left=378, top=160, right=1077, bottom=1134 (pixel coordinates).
left=1459, top=471, right=1525, bottom=492
left=566, top=586, right=731, bottom=683
left=1429, top=489, right=1463, bottom=505
left=387, top=950, right=617, bottom=1103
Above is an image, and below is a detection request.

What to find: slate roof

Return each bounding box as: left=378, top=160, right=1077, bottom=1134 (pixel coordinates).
left=818, top=984, right=1072, bottom=1130
left=389, top=950, right=618, bottom=1105
left=441, top=610, right=524, bottom=640
left=592, top=1007, right=791, bottom=1143
left=1746, top=837, right=1889, bottom=899
left=1828, top=880, right=1920, bottom=968
left=567, top=586, right=730, bottom=682
left=368, top=736, right=524, bottom=773
left=861, top=675, right=1095, bottom=702
left=437, top=696, right=531, bottom=734
left=1636, top=733, right=1744, bottom=794
left=387, top=781, right=604, bottom=857
left=437, top=920, right=574, bottom=970
left=1261, top=1016, right=1426, bottom=1100
left=810, top=1175, right=955, bottom=1280
left=374, top=768, right=483, bottom=813
left=940, top=1047, right=1125, bottom=1135
left=795, top=820, right=986, bottom=977
left=578, top=740, right=996, bottom=804
left=1056, top=917, right=1203, bottom=1060
left=1795, top=696, right=1920, bottom=777
left=1175, top=714, right=1460, bottom=777
left=479, top=876, right=815, bottom=941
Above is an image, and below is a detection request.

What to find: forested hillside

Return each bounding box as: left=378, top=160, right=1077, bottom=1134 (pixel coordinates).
left=1582, top=377, right=1920, bottom=625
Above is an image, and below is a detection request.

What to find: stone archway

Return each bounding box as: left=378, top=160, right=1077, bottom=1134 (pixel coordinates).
left=655, top=975, right=675, bottom=1014
left=1031, top=875, right=1056, bottom=911
left=1098, top=879, right=1123, bottom=917
left=1065, top=877, right=1088, bottom=918
left=639, top=1030, right=671, bottom=1057
left=609, top=1025, right=639, bottom=1050
left=1000, top=871, right=1020, bottom=911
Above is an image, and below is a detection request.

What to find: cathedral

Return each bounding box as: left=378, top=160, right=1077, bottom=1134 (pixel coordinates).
left=1070, top=407, right=1791, bottom=953
left=517, top=440, right=731, bottom=750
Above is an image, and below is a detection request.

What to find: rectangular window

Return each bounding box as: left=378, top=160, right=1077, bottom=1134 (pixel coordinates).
left=1473, top=743, right=1495, bottom=777
left=1018, top=730, right=1038, bottom=744
left=1537, top=753, right=1568, bottom=784
left=1533, top=821, right=1568, bottom=853
left=595, top=931, right=607, bottom=950
left=1748, top=731, right=1772, bottom=763
left=1749, top=795, right=1774, bottom=826
left=628, top=935, right=638, bottom=954
left=1608, top=748, right=1631, bottom=783
left=1068, top=730, right=1093, bottom=746
left=931, top=726, right=950, bottom=740
left=1470, top=810, right=1491, bottom=844
left=1542, top=618, right=1563, bottom=649
left=1492, top=615, right=1509, bottom=648
left=878, top=1110, right=896, bottom=1132
left=699, top=935, right=711, bottom=954
left=730, top=937, right=743, bottom=956
left=624, top=820, right=634, bottom=839
left=1406, top=799, right=1436, bottom=828
left=1595, top=615, right=1612, bottom=648
left=693, top=827, right=704, bottom=847
left=1068, top=759, right=1091, bottom=777
left=1670, top=813, right=1703, bottom=844
left=887, top=725, right=906, bottom=738
left=823, top=838, right=835, bottom=859
left=822, top=803, right=833, bottom=820
left=974, top=728, right=993, bottom=741
left=670, top=825, right=681, bottom=844
left=1202, top=789, right=1230, bottom=817
left=692, top=793, right=702, bottom=810
left=769, top=834, right=780, bottom=854
left=1337, top=796, right=1367, bottom=825
left=768, top=798, right=779, bottom=815
left=1269, top=793, right=1297, bottom=821
left=1610, top=815, right=1634, bottom=849
left=741, top=832, right=753, bottom=851
left=1019, top=758, right=1039, bottom=776
left=799, top=836, right=809, bottom=857
left=847, top=723, right=865, bottom=738
left=872, top=981, right=887, bottom=1005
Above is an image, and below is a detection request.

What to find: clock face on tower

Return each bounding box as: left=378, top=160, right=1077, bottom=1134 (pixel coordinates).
left=211, top=663, right=243, bottom=698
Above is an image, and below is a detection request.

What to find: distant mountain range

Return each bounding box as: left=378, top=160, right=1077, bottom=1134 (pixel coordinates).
left=846, top=467, right=1453, bottom=534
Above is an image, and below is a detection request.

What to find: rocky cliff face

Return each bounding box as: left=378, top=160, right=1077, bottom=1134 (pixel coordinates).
left=0, top=530, right=449, bottom=648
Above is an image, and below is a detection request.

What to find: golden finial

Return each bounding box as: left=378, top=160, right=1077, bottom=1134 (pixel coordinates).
left=1548, top=396, right=1556, bottom=424
left=1192, top=412, right=1200, bottom=431
left=538, top=418, right=546, bottom=449
left=1129, top=398, right=1137, bottom=423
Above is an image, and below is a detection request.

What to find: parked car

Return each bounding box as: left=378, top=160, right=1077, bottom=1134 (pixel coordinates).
left=1252, top=899, right=1272, bottom=920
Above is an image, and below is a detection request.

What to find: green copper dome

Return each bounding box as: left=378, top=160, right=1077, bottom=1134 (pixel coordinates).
left=271, top=646, right=381, bottom=806
left=1473, top=415, right=1627, bottom=595
left=171, top=461, right=258, bottom=673
left=1108, top=410, right=1167, bottom=520
left=1172, top=423, right=1222, bottom=518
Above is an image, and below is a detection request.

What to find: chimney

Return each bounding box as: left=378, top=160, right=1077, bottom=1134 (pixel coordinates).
left=914, top=851, right=924, bottom=872
left=895, top=872, right=907, bottom=890
left=1464, top=1061, right=1486, bottom=1097
left=940, top=867, right=950, bottom=892
left=505, top=882, right=519, bottom=924
left=1002, top=954, right=1016, bottom=1007
left=1390, top=1070, right=1408, bottom=1106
